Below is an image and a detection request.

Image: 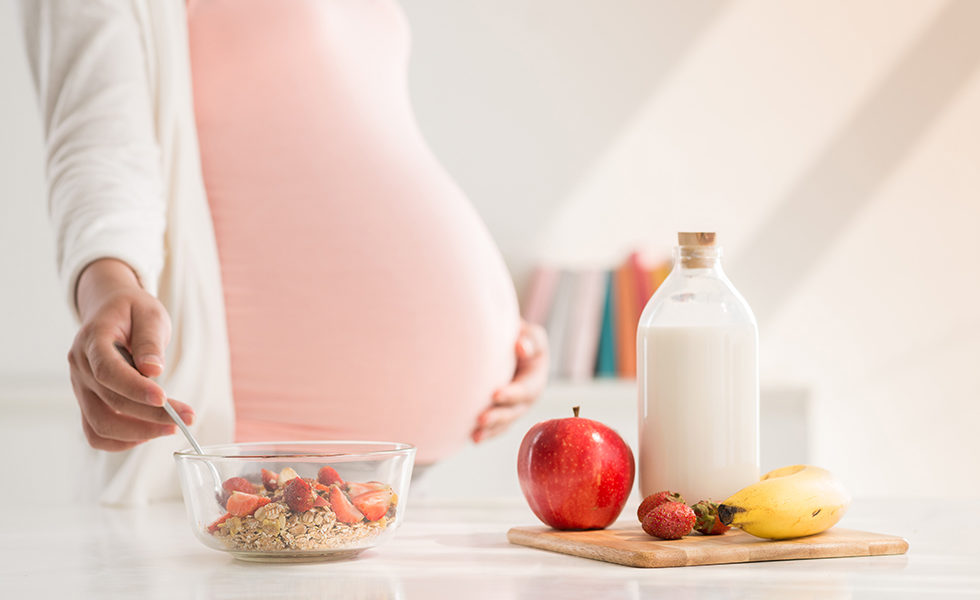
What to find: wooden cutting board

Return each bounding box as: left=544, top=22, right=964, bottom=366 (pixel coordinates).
left=507, top=525, right=908, bottom=568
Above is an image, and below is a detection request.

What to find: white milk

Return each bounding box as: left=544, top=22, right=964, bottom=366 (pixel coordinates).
left=637, top=324, right=759, bottom=503
left=636, top=233, right=759, bottom=504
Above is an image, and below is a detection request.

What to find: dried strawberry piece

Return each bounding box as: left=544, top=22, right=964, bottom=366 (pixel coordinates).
left=261, top=468, right=279, bottom=491
left=345, top=481, right=389, bottom=498
left=352, top=488, right=395, bottom=522
left=283, top=477, right=315, bottom=512
left=207, top=512, right=232, bottom=533
left=328, top=484, right=365, bottom=524
left=217, top=476, right=260, bottom=507
left=317, top=466, right=344, bottom=486
left=226, top=492, right=271, bottom=517
left=222, top=476, right=258, bottom=495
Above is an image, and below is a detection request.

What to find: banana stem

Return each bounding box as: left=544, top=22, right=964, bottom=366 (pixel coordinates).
left=717, top=504, right=743, bottom=526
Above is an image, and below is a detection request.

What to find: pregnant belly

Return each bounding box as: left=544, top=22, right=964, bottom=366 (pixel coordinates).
left=217, top=166, right=519, bottom=463
left=189, top=0, right=519, bottom=462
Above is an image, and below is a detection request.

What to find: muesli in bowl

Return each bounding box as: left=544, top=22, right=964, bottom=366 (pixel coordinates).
left=175, top=441, right=415, bottom=562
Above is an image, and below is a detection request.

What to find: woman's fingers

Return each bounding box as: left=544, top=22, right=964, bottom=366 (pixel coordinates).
left=80, top=417, right=142, bottom=452
left=472, top=321, right=550, bottom=443
left=71, top=375, right=142, bottom=451
left=472, top=405, right=529, bottom=442
left=82, top=335, right=166, bottom=407
left=516, top=321, right=548, bottom=362
left=476, top=402, right=531, bottom=430
left=130, top=301, right=171, bottom=377
left=471, top=420, right=512, bottom=443
left=72, top=348, right=190, bottom=452
left=491, top=377, right=540, bottom=407
left=492, top=323, right=549, bottom=407
left=77, top=385, right=177, bottom=444
left=96, top=385, right=195, bottom=426
left=166, top=398, right=196, bottom=424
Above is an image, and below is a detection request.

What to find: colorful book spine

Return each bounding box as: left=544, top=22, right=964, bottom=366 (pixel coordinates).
left=563, top=269, right=606, bottom=382
left=594, top=270, right=617, bottom=377
left=521, top=266, right=559, bottom=326
left=614, top=262, right=637, bottom=377
left=648, top=259, right=672, bottom=296
left=629, top=251, right=651, bottom=312
left=526, top=253, right=668, bottom=380
left=545, top=270, right=575, bottom=377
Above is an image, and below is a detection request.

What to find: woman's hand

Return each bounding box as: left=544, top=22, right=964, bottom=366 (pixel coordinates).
left=69, top=259, right=194, bottom=451
left=472, top=321, right=548, bottom=443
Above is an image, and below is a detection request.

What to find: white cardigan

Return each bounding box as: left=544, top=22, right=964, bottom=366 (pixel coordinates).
left=20, top=0, right=234, bottom=505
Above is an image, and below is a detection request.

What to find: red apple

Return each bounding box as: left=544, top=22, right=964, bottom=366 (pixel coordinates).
left=517, top=406, right=635, bottom=530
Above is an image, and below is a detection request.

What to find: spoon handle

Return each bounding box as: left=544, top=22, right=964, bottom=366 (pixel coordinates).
left=113, top=345, right=225, bottom=496
left=160, top=400, right=205, bottom=455
left=114, top=344, right=204, bottom=453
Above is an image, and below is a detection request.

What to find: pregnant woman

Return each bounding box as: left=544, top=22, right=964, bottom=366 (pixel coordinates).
left=20, top=0, right=546, bottom=504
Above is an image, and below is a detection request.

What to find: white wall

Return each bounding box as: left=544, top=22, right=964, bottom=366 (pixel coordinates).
left=401, top=0, right=728, bottom=279
left=400, top=0, right=980, bottom=498
left=1, top=1, right=978, bottom=498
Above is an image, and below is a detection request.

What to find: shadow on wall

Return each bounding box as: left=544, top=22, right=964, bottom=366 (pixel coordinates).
left=403, top=0, right=730, bottom=276
left=727, top=0, right=980, bottom=327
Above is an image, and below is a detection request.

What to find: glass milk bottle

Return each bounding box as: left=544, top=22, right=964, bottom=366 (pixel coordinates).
left=637, top=232, right=759, bottom=503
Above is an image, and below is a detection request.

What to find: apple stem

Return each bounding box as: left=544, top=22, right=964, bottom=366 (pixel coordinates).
left=573, top=406, right=580, bottom=418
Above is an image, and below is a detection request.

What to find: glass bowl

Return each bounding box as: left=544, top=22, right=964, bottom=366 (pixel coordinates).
left=174, top=441, right=415, bottom=562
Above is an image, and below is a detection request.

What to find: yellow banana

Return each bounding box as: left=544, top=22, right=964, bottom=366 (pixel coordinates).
left=718, top=465, right=850, bottom=540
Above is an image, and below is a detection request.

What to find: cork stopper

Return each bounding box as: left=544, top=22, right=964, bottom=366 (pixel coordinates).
left=678, top=232, right=716, bottom=247
left=677, top=232, right=718, bottom=268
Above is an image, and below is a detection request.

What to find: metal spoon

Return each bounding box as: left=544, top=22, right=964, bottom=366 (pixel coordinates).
left=115, top=344, right=224, bottom=498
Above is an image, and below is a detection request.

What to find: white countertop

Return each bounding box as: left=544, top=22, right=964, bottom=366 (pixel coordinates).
left=2, top=497, right=976, bottom=599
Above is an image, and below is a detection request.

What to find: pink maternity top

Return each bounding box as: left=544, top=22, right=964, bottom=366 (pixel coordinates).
left=186, top=0, right=519, bottom=463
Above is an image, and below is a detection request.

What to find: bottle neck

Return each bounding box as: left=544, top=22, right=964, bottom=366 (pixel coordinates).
left=673, top=245, right=723, bottom=272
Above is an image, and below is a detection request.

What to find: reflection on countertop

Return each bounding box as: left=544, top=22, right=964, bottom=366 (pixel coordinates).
left=0, top=497, right=975, bottom=599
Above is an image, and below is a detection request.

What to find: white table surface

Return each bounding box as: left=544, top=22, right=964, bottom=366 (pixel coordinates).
left=1, top=496, right=976, bottom=599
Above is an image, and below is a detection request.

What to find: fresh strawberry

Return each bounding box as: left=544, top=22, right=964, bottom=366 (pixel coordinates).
left=283, top=477, right=315, bottom=512
left=637, top=491, right=685, bottom=522
left=352, top=488, right=395, bottom=522
left=313, top=494, right=329, bottom=508
left=226, top=491, right=271, bottom=517
left=691, top=500, right=730, bottom=535
left=278, top=467, right=300, bottom=484
left=317, top=466, right=344, bottom=486
left=261, top=468, right=279, bottom=491
left=207, top=512, right=232, bottom=533
left=222, top=476, right=257, bottom=495
left=345, top=481, right=389, bottom=497
left=641, top=501, right=696, bottom=540
left=313, top=482, right=331, bottom=493
left=328, top=484, right=365, bottom=524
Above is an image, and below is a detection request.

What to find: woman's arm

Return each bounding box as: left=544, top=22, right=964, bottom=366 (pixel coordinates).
left=19, top=1, right=186, bottom=450
left=19, top=0, right=167, bottom=313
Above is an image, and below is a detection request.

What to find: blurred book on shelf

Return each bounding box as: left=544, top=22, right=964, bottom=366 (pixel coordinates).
left=521, top=251, right=671, bottom=381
